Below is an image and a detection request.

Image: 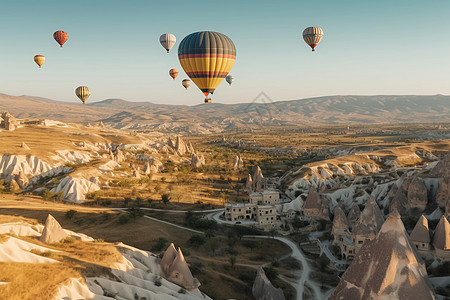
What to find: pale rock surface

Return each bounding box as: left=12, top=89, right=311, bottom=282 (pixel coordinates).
left=0, top=222, right=43, bottom=236
left=113, top=148, right=125, bottom=163
left=252, top=267, right=285, bottom=300
left=160, top=243, right=200, bottom=290
left=190, top=152, right=205, bottom=168
left=39, top=214, right=69, bottom=244
left=51, top=176, right=100, bottom=203
left=233, top=153, right=244, bottom=170
left=21, top=142, right=30, bottom=150
left=15, top=171, right=29, bottom=189
left=0, top=154, right=53, bottom=181
left=132, top=168, right=141, bottom=179
left=329, top=211, right=435, bottom=300
left=51, top=150, right=92, bottom=164
left=0, top=236, right=59, bottom=264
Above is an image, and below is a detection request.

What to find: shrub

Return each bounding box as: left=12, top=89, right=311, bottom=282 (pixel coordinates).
left=161, top=193, right=171, bottom=205
left=152, top=237, right=168, bottom=252
left=41, top=189, right=55, bottom=201
left=263, top=267, right=278, bottom=281
left=188, top=234, right=206, bottom=248
left=118, top=214, right=131, bottom=225
left=65, top=209, right=77, bottom=219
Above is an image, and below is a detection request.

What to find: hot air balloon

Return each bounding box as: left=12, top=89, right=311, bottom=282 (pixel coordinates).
left=169, top=68, right=178, bottom=80
left=303, top=27, right=323, bottom=51
left=75, top=86, right=90, bottom=104
left=226, top=75, right=234, bottom=86
left=182, top=79, right=191, bottom=90
left=178, top=31, right=236, bottom=101
left=160, top=33, right=176, bottom=53
left=34, top=55, right=45, bottom=68
left=53, top=30, right=69, bottom=47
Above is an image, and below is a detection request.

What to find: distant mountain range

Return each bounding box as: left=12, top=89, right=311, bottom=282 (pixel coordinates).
left=1, top=94, right=449, bottom=134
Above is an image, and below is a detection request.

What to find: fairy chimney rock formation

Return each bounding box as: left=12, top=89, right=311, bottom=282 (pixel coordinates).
left=332, top=206, right=348, bottom=240
left=430, top=151, right=450, bottom=177
left=410, top=215, right=431, bottom=250
left=352, top=197, right=384, bottom=252
left=1, top=111, right=18, bottom=131
left=407, top=177, right=428, bottom=211
left=245, top=173, right=253, bottom=192
left=191, top=152, right=205, bottom=168
left=433, top=215, right=450, bottom=258
left=436, top=177, right=450, bottom=208
left=252, top=166, right=264, bottom=192
left=113, top=148, right=125, bottom=163
left=233, top=153, right=244, bottom=170
left=16, top=171, right=29, bottom=189
left=329, top=211, right=435, bottom=300
left=252, top=267, right=285, bottom=300
left=160, top=243, right=200, bottom=290
left=347, top=204, right=361, bottom=228
left=302, top=187, right=329, bottom=221
left=21, top=142, right=30, bottom=150
left=39, top=214, right=69, bottom=244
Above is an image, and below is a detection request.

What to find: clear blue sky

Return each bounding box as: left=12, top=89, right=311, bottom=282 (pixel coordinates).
left=0, top=0, right=449, bottom=105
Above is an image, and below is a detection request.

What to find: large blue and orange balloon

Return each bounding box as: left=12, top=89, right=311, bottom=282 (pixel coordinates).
left=178, top=31, right=236, bottom=100
left=303, top=27, right=323, bottom=51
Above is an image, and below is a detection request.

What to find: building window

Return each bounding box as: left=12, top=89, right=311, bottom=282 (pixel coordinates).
left=358, top=241, right=363, bottom=244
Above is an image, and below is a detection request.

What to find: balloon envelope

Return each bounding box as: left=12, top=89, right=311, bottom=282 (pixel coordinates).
left=34, top=55, right=45, bottom=68
left=169, top=68, right=179, bottom=80
left=182, top=79, right=191, bottom=90
left=160, top=33, right=176, bottom=53
left=303, top=27, right=323, bottom=51
left=53, top=30, right=69, bottom=47
left=178, top=31, right=236, bottom=99
left=75, top=86, right=90, bottom=104
left=226, top=75, right=233, bottom=86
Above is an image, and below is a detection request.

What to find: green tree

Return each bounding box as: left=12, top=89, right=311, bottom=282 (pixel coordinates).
left=161, top=193, right=171, bottom=205
left=188, top=234, right=206, bottom=248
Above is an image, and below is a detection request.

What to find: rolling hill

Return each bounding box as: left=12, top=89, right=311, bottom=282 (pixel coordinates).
left=1, top=94, right=449, bottom=133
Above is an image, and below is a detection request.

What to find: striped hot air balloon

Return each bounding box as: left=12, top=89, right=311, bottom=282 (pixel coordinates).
left=169, top=68, right=178, bottom=80
left=75, top=86, right=90, bottom=104
left=226, top=75, right=234, bottom=86
left=178, top=31, right=236, bottom=101
left=303, top=27, right=323, bottom=51
left=182, top=79, right=191, bottom=90
left=53, top=30, right=69, bottom=47
left=160, top=33, right=176, bottom=53
left=34, top=55, right=45, bottom=68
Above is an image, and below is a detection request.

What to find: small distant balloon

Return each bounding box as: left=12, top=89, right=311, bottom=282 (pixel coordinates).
left=53, top=30, right=69, bottom=47
left=182, top=79, right=191, bottom=90
left=160, top=33, right=176, bottom=53
left=225, top=75, right=234, bottom=86
left=169, top=68, right=179, bottom=80
left=303, top=27, right=323, bottom=51
left=75, top=86, right=90, bottom=104
left=34, top=55, right=45, bottom=68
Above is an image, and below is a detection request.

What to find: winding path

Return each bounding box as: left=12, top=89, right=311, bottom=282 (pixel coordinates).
left=244, top=235, right=323, bottom=300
